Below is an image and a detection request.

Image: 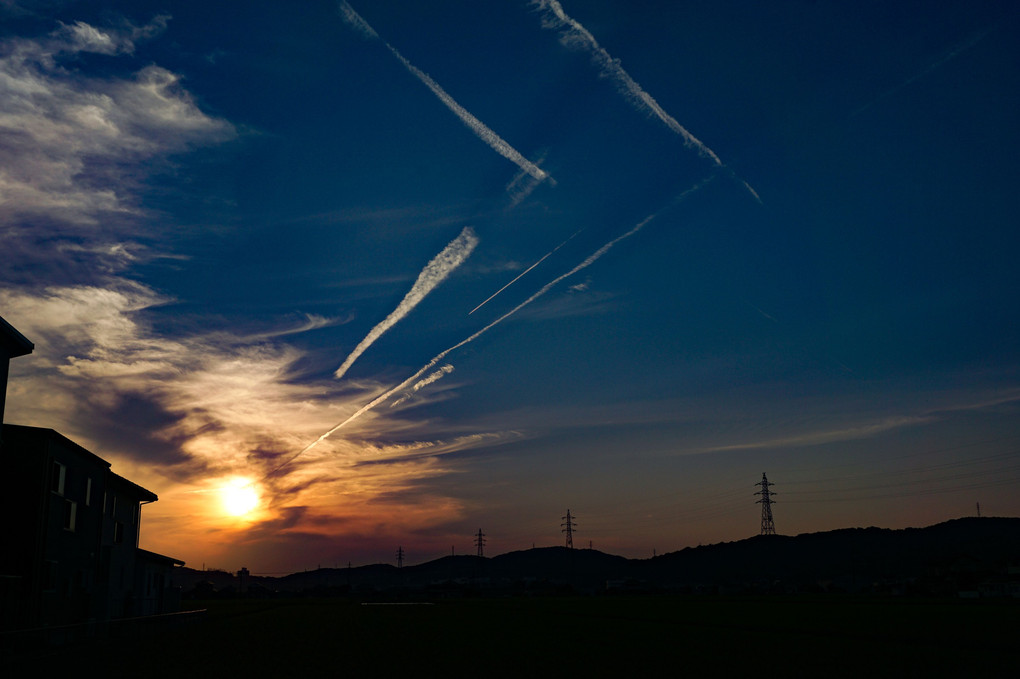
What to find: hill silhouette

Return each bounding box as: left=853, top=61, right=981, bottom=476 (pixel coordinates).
left=176, top=517, right=1020, bottom=597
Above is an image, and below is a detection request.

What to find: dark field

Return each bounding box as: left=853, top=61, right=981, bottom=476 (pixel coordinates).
left=9, top=596, right=1018, bottom=677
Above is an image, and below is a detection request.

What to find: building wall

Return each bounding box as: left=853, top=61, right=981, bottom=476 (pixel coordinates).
left=102, top=484, right=146, bottom=617
left=0, top=425, right=181, bottom=630
left=0, top=427, right=112, bottom=628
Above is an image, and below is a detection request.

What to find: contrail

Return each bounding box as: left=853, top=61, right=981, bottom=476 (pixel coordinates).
left=266, top=212, right=658, bottom=478
left=339, top=1, right=552, bottom=185
left=532, top=0, right=759, bottom=202
left=532, top=0, right=720, bottom=164
left=335, top=226, right=478, bottom=379
left=472, top=174, right=713, bottom=316
left=391, top=364, right=455, bottom=406
left=849, top=27, right=993, bottom=119
left=469, top=228, right=582, bottom=315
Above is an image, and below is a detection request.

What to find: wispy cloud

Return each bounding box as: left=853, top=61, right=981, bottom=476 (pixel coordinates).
left=0, top=19, right=234, bottom=233
left=0, top=284, right=333, bottom=478
left=689, top=386, right=1020, bottom=455
left=0, top=18, right=356, bottom=509
left=338, top=1, right=552, bottom=185
left=696, top=416, right=936, bottom=454
left=334, top=226, right=479, bottom=379
left=531, top=0, right=759, bottom=202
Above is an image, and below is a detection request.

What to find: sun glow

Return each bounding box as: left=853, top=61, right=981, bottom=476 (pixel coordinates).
left=221, top=478, right=260, bottom=517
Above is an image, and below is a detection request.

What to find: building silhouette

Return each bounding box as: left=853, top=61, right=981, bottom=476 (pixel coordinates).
left=0, top=315, right=184, bottom=631
left=0, top=314, right=33, bottom=439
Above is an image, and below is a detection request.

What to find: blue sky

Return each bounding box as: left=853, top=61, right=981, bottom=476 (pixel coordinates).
left=2, top=0, right=1018, bottom=572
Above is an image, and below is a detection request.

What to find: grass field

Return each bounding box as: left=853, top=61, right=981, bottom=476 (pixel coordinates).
left=9, top=596, right=1018, bottom=677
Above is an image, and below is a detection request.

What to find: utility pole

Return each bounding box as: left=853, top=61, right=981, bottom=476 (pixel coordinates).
left=561, top=509, right=577, bottom=549
left=396, top=546, right=404, bottom=568
left=976, top=502, right=981, bottom=518
left=755, top=472, right=777, bottom=536
left=474, top=528, right=486, bottom=557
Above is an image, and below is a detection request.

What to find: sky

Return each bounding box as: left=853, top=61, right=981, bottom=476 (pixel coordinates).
left=2, top=0, right=1019, bottom=573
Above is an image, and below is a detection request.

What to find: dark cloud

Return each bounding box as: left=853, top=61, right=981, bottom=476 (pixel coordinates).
left=78, top=389, right=195, bottom=467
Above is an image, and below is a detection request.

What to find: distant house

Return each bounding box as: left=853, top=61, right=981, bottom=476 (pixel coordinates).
left=0, top=315, right=184, bottom=631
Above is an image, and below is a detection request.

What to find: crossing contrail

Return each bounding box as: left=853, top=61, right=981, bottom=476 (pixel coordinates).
left=335, top=226, right=478, bottom=379
left=339, top=1, right=552, bottom=185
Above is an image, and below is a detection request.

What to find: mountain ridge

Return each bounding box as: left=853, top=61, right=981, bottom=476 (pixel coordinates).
left=176, top=517, right=1020, bottom=596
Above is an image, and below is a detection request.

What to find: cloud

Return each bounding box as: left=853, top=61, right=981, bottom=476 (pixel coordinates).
left=696, top=416, right=936, bottom=453
left=338, top=1, right=552, bottom=185
left=351, top=431, right=516, bottom=466
left=0, top=13, right=497, bottom=568
left=54, top=16, right=170, bottom=56
left=0, top=284, right=334, bottom=478
left=231, top=314, right=344, bottom=343
left=0, top=19, right=234, bottom=236
left=334, top=226, right=479, bottom=379
left=531, top=0, right=759, bottom=201
left=688, top=386, right=1020, bottom=455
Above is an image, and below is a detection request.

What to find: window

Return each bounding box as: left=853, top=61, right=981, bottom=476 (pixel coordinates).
left=85, top=477, right=92, bottom=506
left=51, top=461, right=66, bottom=495
left=63, top=499, right=77, bottom=532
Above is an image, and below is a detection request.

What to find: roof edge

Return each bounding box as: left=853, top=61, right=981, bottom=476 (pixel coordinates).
left=137, top=548, right=186, bottom=567
left=0, top=315, right=34, bottom=358
left=109, top=471, right=158, bottom=502
left=2, top=424, right=113, bottom=469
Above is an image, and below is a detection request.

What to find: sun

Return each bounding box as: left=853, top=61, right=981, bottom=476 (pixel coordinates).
left=221, top=479, right=260, bottom=517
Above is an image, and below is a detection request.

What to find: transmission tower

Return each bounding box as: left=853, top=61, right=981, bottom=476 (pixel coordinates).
left=396, top=545, right=404, bottom=568
left=474, top=528, right=486, bottom=557
left=754, top=472, right=776, bottom=536
left=561, top=509, right=577, bottom=549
